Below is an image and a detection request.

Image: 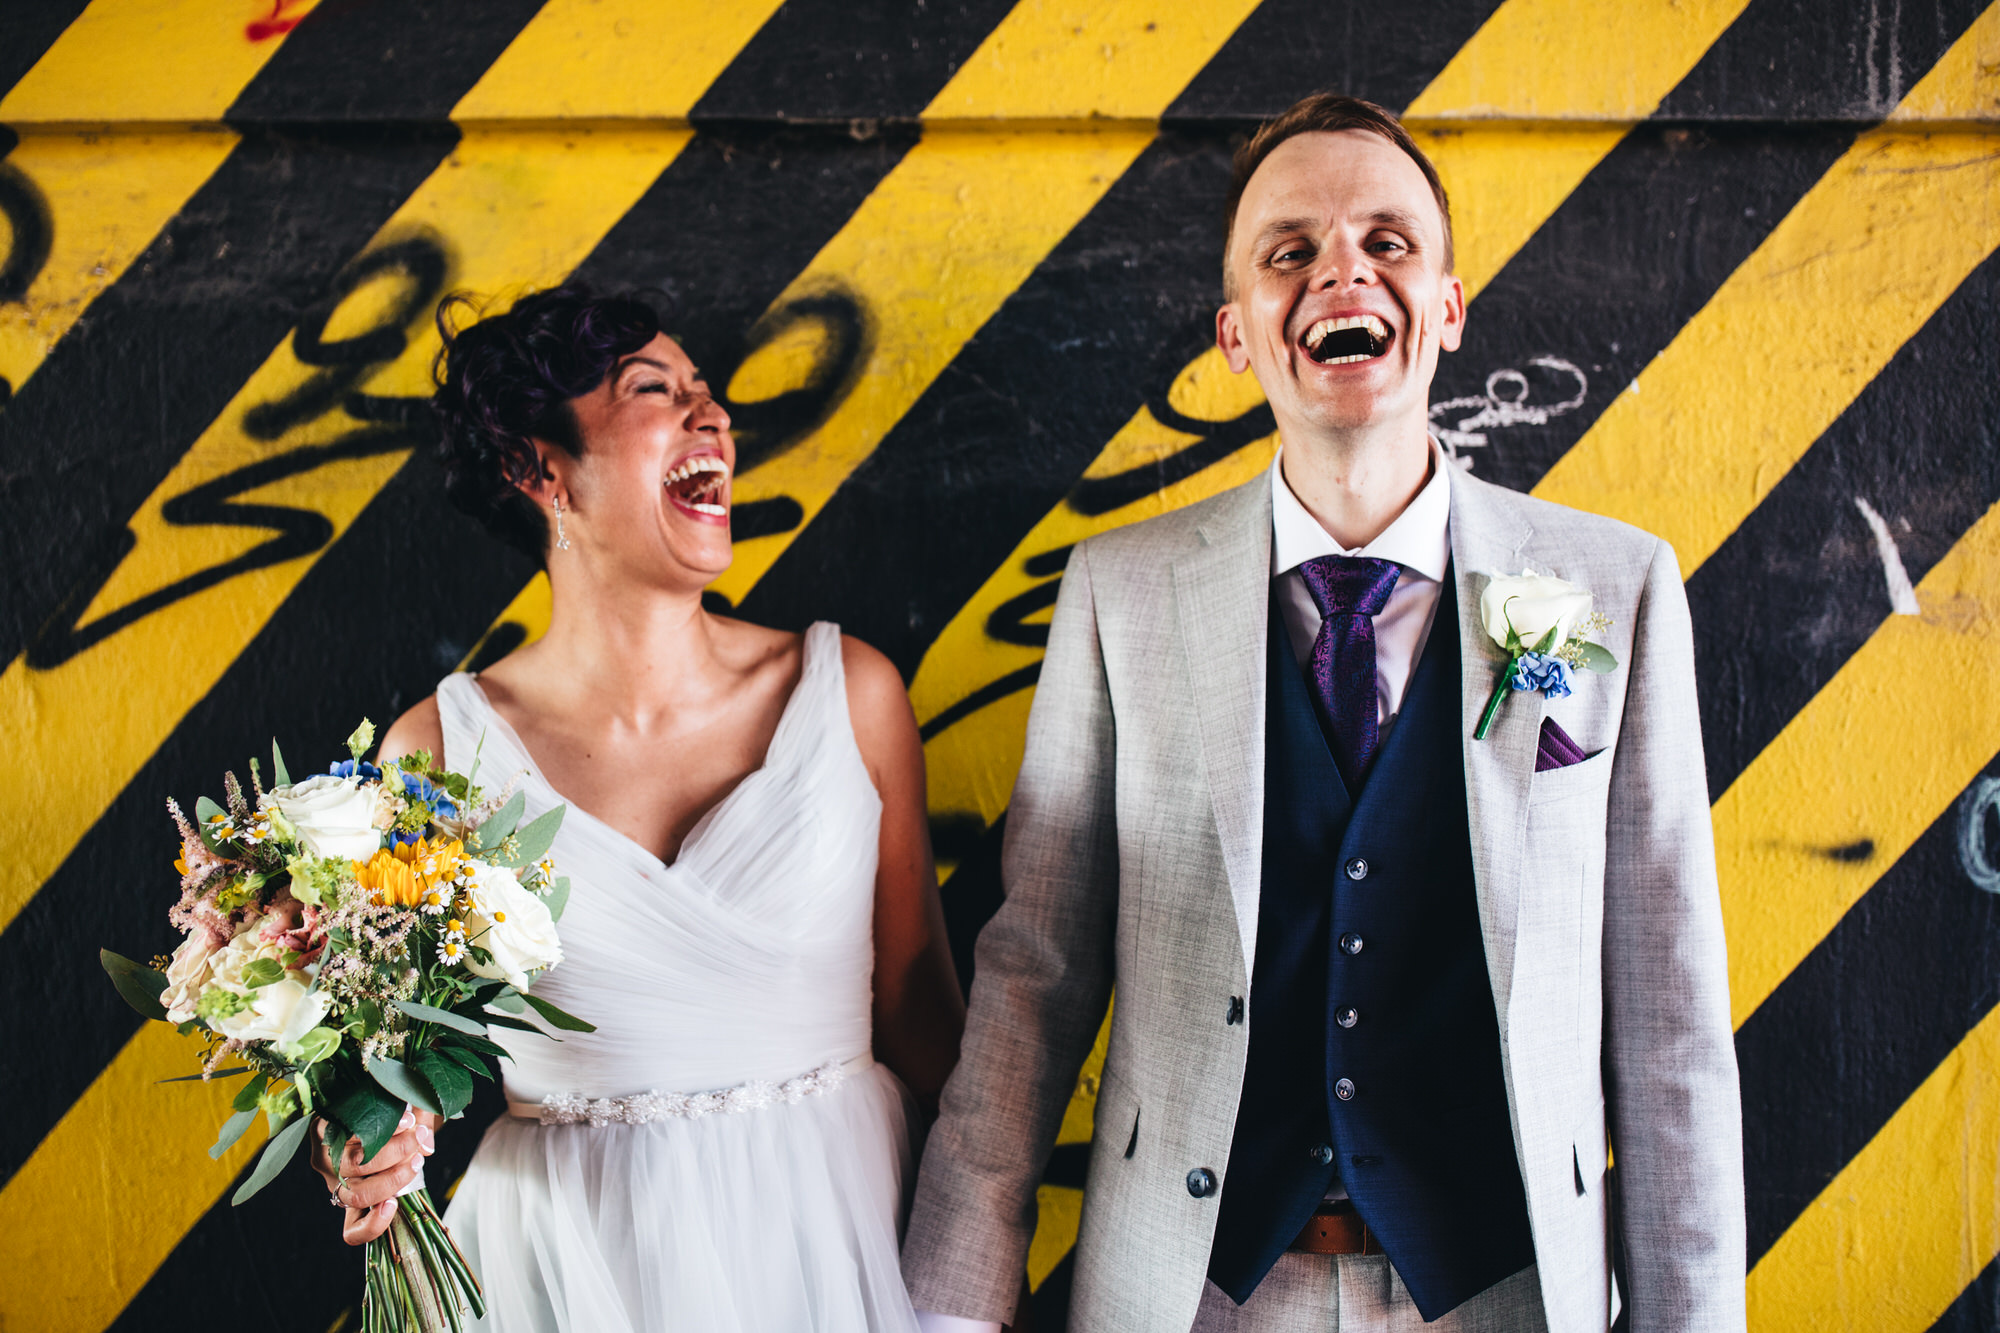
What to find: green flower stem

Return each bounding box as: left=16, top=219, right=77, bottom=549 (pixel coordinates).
left=360, top=1187, right=484, bottom=1333
left=1474, top=652, right=1523, bottom=741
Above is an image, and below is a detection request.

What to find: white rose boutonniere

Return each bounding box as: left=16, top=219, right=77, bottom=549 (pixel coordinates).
left=1475, top=571, right=1619, bottom=739
left=266, top=774, right=381, bottom=863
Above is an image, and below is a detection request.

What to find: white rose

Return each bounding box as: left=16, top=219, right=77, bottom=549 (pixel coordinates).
left=461, top=860, right=562, bottom=990
left=207, top=919, right=291, bottom=994
left=214, top=977, right=330, bottom=1046
left=159, top=933, right=220, bottom=1024
left=268, top=775, right=382, bottom=862
left=1479, top=572, right=1593, bottom=652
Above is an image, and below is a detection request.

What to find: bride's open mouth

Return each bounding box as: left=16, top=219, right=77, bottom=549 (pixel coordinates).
left=664, top=454, right=730, bottom=520
left=1302, top=314, right=1391, bottom=366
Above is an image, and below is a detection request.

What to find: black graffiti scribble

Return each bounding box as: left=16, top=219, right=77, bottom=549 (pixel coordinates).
left=0, top=155, right=52, bottom=304
left=26, top=236, right=449, bottom=670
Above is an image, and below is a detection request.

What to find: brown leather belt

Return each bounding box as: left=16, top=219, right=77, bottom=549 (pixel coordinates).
left=1288, top=1201, right=1383, bottom=1256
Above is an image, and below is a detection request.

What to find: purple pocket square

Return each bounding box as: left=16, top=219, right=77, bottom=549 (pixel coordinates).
left=1535, top=718, right=1590, bottom=772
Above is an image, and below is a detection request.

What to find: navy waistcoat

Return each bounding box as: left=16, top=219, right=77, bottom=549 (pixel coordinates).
left=1207, top=576, right=1535, bottom=1319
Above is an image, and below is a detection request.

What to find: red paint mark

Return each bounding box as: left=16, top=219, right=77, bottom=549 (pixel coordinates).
left=246, top=0, right=311, bottom=42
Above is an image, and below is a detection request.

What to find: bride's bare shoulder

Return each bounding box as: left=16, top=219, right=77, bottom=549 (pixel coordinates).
left=379, top=695, right=444, bottom=765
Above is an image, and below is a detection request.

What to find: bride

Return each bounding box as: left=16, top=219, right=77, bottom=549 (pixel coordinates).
left=312, top=285, right=966, bottom=1331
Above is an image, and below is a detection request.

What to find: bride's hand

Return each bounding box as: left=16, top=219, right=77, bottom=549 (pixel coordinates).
left=309, top=1107, right=441, bottom=1245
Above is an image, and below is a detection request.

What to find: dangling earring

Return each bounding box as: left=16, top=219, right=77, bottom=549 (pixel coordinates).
left=553, top=496, right=572, bottom=551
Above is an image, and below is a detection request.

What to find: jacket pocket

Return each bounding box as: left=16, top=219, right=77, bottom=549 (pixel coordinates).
left=1529, top=744, right=1615, bottom=806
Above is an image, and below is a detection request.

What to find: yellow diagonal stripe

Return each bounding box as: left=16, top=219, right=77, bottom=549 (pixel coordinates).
left=0, top=0, right=317, bottom=124
left=0, top=131, right=237, bottom=395
left=1718, top=501, right=2000, bottom=1029
left=1748, top=1000, right=2000, bottom=1333
left=452, top=0, right=786, bottom=121
left=1534, top=6, right=2000, bottom=572
left=1406, top=0, right=1753, bottom=121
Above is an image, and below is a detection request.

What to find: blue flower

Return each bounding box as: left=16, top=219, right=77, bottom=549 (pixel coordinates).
left=1510, top=652, right=1574, bottom=699
left=400, top=770, right=458, bottom=818
left=327, top=758, right=382, bottom=781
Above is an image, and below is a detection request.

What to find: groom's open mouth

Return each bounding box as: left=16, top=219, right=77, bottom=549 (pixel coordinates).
left=664, top=453, right=730, bottom=519
left=1302, top=314, right=1391, bottom=365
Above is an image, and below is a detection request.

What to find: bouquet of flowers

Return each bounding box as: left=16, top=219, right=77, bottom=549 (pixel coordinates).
left=101, top=720, right=592, bottom=1333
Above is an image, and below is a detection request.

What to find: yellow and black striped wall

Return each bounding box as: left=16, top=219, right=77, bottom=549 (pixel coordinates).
left=1, top=1, right=1995, bottom=1329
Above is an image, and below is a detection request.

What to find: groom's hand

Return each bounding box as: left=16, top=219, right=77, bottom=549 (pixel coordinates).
left=309, top=1107, right=441, bottom=1245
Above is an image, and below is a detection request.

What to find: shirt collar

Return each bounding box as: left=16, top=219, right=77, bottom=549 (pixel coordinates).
left=1269, top=435, right=1452, bottom=583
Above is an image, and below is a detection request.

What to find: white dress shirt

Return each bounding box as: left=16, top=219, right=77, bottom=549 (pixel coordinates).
left=913, top=439, right=1453, bottom=1333
left=1270, top=437, right=1453, bottom=743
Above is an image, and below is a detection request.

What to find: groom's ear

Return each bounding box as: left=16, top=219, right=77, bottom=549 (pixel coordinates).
left=1216, top=302, right=1252, bottom=374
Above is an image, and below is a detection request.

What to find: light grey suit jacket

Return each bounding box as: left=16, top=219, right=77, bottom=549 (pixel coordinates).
left=903, top=465, right=1746, bottom=1333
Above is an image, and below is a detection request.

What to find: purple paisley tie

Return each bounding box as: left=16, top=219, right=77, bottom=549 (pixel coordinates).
left=1297, top=555, right=1402, bottom=792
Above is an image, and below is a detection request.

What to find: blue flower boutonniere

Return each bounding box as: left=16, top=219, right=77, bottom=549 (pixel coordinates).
left=1474, top=572, right=1619, bottom=740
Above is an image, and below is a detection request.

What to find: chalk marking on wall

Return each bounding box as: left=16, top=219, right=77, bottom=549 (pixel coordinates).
left=1534, top=6, right=2000, bottom=574
left=1959, top=776, right=2000, bottom=894
left=1854, top=495, right=1923, bottom=615
left=1717, top=497, right=2000, bottom=1030
left=1429, top=355, right=1587, bottom=468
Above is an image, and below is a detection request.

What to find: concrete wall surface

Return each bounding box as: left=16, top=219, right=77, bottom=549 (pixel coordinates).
left=1, top=1, right=1996, bottom=1330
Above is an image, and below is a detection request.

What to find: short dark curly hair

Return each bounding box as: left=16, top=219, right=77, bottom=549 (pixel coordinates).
left=431, top=285, right=664, bottom=562
left=1222, top=93, right=1453, bottom=298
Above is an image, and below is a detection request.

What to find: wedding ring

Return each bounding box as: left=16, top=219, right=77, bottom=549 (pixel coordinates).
left=330, top=1175, right=348, bottom=1208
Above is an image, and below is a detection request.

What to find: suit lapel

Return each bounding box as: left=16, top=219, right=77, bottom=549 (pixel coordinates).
left=1447, top=468, right=1541, bottom=1035
left=1172, top=479, right=1273, bottom=980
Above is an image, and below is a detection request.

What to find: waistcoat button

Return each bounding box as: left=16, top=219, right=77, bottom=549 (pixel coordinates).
left=1226, top=996, right=1244, bottom=1025
left=1336, top=1006, right=1359, bottom=1028
left=1187, top=1167, right=1218, bottom=1198
left=1339, top=932, right=1364, bottom=955
left=1345, top=857, right=1369, bottom=881
left=1309, top=1143, right=1335, bottom=1166
left=1334, top=1077, right=1356, bottom=1101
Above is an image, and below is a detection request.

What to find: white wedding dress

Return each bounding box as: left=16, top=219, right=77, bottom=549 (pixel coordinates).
left=434, top=623, right=921, bottom=1332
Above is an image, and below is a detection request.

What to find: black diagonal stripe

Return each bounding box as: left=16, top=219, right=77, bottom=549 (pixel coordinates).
left=693, top=0, right=1020, bottom=122
left=1737, top=753, right=2000, bottom=1264
left=0, top=0, right=1008, bottom=1232
left=1432, top=0, right=1986, bottom=496
left=226, top=0, right=549, bottom=125
left=1929, top=1255, right=2000, bottom=1333
left=1693, top=249, right=1999, bottom=799
left=0, top=0, right=91, bottom=103
left=0, top=0, right=556, bottom=668
left=1166, top=0, right=1506, bottom=123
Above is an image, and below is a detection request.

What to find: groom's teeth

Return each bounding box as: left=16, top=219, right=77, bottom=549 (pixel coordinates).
left=1304, top=314, right=1390, bottom=362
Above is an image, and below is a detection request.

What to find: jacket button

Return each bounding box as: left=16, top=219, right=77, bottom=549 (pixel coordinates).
left=1339, top=932, right=1364, bottom=956
left=1226, top=996, right=1244, bottom=1025
left=1335, top=1077, right=1356, bottom=1101
left=1345, top=857, right=1369, bottom=881
left=1336, top=1006, right=1359, bottom=1029
left=1308, top=1143, right=1335, bottom=1166
left=1186, top=1167, right=1218, bottom=1198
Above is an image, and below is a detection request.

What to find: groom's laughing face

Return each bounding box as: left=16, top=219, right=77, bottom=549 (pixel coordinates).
left=1217, top=129, right=1464, bottom=439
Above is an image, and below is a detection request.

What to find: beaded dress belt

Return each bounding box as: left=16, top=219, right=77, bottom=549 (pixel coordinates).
left=506, top=1053, right=873, bottom=1127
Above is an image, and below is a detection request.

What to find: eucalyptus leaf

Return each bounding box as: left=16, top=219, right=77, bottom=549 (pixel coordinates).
left=1573, top=640, right=1619, bottom=673
left=158, top=1066, right=252, bottom=1083
left=391, top=999, right=488, bottom=1036
left=480, top=1010, right=550, bottom=1034
left=414, top=1049, right=475, bottom=1119
left=100, top=950, right=170, bottom=1023
left=545, top=875, right=571, bottom=923
left=365, top=1056, right=444, bottom=1116
left=231, top=1113, right=310, bottom=1206
left=271, top=738, right=291, bottom=789
left=1533, top=623, right=1562, bottom=654
left=209, top=1109, right=256, bottom=1159
left=519, top=990, right=596, bottom=1033
left=487, top=987, right=527, bottom=1014
left=471, top=791, right=526, bottom=854
left=498, top=807, right=565, bottom=868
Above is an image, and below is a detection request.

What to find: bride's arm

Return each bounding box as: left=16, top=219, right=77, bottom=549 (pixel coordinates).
left=845, top=636, right=967, bottom=1116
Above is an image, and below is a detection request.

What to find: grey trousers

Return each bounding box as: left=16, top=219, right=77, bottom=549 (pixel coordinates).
left=1190, top=1256, right=1547, bottom=1333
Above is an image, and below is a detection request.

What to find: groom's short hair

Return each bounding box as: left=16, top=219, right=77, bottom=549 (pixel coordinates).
left=1222, top=94, right=1455, bottom=295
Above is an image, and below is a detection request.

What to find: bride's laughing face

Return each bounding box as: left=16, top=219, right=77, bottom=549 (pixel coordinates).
left=555, top=333, right=735, bottom=590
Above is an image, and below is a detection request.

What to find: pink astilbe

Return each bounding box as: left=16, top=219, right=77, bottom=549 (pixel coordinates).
left=166, top=799, right=238, bottom=948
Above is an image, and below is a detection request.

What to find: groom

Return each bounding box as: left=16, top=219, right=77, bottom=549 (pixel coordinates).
left=904, top=95, right=1744, bottom=1333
